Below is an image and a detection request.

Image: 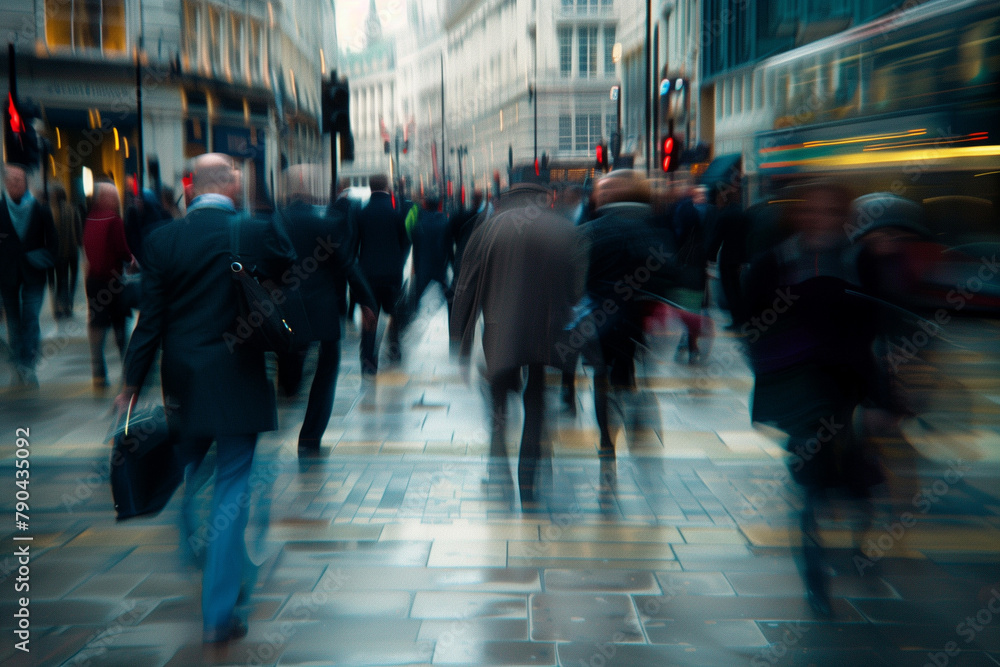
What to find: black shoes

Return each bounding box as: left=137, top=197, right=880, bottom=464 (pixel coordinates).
left=203, top=616, right=247, bottom=644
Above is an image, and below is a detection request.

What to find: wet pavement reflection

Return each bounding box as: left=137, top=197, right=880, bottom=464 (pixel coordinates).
left=1, top=304, right=999, bottom=666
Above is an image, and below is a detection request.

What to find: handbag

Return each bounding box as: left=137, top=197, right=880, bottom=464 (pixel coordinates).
left=109, top=400, right=183, bottom=521
left=229, top=216, right=296, bottom=353
left=120, top=265, right=142, bottom=312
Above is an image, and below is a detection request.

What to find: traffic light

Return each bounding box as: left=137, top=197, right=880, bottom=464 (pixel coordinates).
left=595, top=142, right=609, bottom=170
left=661, top=134, right=681, bottom=172
left=322, top=71, right=353, bottom=161
left=4, top=93, right=39, bottom=168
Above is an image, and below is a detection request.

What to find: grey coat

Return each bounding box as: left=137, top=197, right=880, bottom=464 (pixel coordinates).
left=451, top=184, right=584, bottom=380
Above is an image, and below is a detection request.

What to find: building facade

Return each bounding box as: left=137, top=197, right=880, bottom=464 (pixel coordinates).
left=1, top=0, right=327, bottom=210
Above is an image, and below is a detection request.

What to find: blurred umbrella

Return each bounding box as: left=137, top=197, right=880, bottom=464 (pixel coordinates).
left=848, top=192, right=928, bottom=243
left=699, top=153, right=742, bottom=187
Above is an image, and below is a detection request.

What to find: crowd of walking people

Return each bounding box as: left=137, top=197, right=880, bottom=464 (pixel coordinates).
left=3, top=152, right=994, bottom=642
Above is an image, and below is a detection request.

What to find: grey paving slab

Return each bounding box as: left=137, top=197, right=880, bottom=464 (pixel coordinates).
left=634, top=594, right=866, bottom=623
left=555, top=642, right=755, bottom=667
left=643, top=618, right=769, bottom=648
left=725, top=571, right=900, bottom=599
left=529, top=593, right=644, bottom=643
left=431, top=640, right=557, bottom=665
left=417, top=618, right=529, bottom=643
left=542, top=569, right=660, bottom=593
left=411, top=591, right=528, bottom=619
left=654, top=571, right=736, bottom=597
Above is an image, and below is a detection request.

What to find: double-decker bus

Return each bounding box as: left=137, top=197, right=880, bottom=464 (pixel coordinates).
left=748, top=0, right=999, bottom=239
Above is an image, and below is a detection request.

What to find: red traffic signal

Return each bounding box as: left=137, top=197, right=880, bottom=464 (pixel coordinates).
left=8, top=94, right=23, bottom=134
left=595, top=143, right=609, bottom=170
left=661, top=134, right=681, bottom=172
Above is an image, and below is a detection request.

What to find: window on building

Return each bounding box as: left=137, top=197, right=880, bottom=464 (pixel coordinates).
left=579, top=27, right=598, bottom=78
left=575, top=113, right=601, bottom=150
left=182, top=1, right=199, bottom=71
left=559, top=27, right=572, bottom=77
left=45, top=0, right=126, bottom=53
left=208, top=7, right=222, bottom=77
left=604, top=26, right=616, bottom=74
left=560, top=115, right=573, bottom=151
left=230, top=15, right=244, bottom=82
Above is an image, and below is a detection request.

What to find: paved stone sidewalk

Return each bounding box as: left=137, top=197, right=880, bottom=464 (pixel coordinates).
left=1, top=306, right=999, bottom=666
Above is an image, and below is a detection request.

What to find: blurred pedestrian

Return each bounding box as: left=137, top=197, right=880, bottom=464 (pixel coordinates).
left=275, top=165, right=376, bottom=455
left=706, top=179, right=752, bottom=326
left=125, top=185, right=171, bottom=268
left=667, top=184, right=713, bottom=363
left=356, top=174, right=410, bottom=377
left=577, top=170, right=676, bottom=456
left=48, top=182, right=82, bottom=321
left=448, top=190, right=485, bottom=295
left=408, top=193, right=453, bottom=321
left=451, top=183, right=583, bottom=502
left=115, top=153, right=295, bottom=644
left=744, top=181, right=884, bottom=617
left=326, top=178, right=362, bottom=322
left=82, top=182, right=133, bottom=390
left=160, top=185, right=183, bottom=220
left=0, top=163, right=57, bottom=387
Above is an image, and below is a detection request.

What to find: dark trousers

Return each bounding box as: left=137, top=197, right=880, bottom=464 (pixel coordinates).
left=360, top=277, right=402, bottom=376
left=277, top=344, right=309, bottom=397
left=86, top=277, right=130, bottom=381
left=50, top=254, right=79, bottom=319
left=409, top=269, right=452, bottom=319
left=490, top=363, right=546, bottom=498
left=1, top=279, right=45, bottom=376
left=298, top=340, right=341, bottom=449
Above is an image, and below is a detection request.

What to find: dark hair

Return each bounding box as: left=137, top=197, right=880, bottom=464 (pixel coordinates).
left=368, top=174, right=389, bottom=192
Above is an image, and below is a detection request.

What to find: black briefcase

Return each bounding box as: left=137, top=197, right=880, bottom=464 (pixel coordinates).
left=109, top=403, right=184, bottom=521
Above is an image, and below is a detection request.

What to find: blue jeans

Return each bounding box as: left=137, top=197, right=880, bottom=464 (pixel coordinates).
left=193, top=433, right=258, bottom=632
left=1, top=280, right=45, bottom=374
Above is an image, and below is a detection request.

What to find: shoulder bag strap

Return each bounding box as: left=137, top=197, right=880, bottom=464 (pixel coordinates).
left=229, top=212, right=243, bottom=262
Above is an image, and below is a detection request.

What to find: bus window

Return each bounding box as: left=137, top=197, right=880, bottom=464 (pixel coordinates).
left=959, top=18, right=999, bottom=87
left=833, top=50, right=860, bottom=117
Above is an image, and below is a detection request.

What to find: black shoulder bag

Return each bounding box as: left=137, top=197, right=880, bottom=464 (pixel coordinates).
left=229, top=216, right=296, bottom=352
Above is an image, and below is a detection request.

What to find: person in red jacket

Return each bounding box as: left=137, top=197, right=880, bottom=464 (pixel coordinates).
left=82, top=182, right=133, bottom=389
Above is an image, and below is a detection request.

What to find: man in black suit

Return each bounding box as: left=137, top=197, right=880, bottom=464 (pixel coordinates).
left=0, top=163, right=57, bottom=387
left=276, top=165, right=376, bottom=455
left=356, top=174, right=410, bottom=376
left=116, top=153, right=294, bottom=644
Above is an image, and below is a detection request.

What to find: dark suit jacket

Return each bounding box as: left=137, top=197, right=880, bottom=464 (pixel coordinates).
left=0, top=196, right=58, bottom=289
left=356, top=191, right=410, bottom=282
left=326, top=195, right=361, bottom=262
left=276, top=202, right=375, bottom=343
left=123, top=205, right=295, bottom=437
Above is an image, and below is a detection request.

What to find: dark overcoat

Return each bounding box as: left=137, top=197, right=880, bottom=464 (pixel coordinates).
left=0, top=196, right=58, bottom=289
left=123, top=206, right=295, bottom=437
left=276, top=201, right=375, bottom=343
